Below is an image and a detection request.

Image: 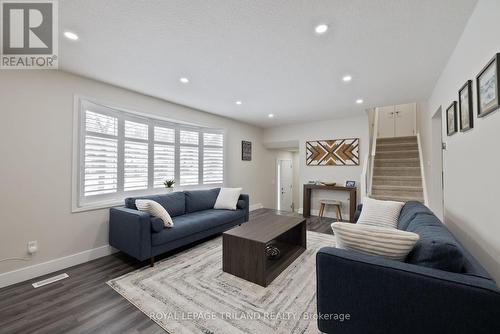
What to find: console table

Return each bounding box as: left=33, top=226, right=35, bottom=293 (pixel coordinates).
left=303, top=184, right=357, bottom=223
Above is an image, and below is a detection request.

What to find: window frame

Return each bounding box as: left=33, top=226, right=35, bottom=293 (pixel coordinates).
left=72, top=96, right=225, bottom=212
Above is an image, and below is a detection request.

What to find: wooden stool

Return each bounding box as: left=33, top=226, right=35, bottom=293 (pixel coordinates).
left=319, top=199, right=343, bottom=221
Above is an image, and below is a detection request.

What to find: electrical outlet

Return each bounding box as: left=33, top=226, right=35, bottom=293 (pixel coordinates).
left=28, top=240, right=38, bottom=254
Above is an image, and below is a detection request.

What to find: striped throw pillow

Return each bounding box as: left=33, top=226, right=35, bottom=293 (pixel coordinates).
left=135, top=199, right=174, bottom=228
left=357, top=197, right=404, bottom=228
left=332, top=222, right=419, bottom=261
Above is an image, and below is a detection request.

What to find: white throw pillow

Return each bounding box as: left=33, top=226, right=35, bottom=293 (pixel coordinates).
left=214, top=188, right=242, bottom=210
left=357, top=197, right=404, bottom=229
left=332, top=222, right=419, bottom=261
left=135, top=199, right=174, bottom=228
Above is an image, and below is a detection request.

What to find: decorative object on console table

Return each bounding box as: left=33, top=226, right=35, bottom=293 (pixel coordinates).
left=306, top=138, right=359, bottom=166
left=446, top=101, right=458, bottom=136
left=163, top=179, right=175, bottom=193
left=242, top=140, right=252, bottom=161
left=320, top=181, right=336, bottom=186
left=476, top=53, right=499, bottom=118
left=303, top=184, right=357, bottom=223
left=345, top=180, right=356, bottom=188
left=459, top=80, right=474, bottom=132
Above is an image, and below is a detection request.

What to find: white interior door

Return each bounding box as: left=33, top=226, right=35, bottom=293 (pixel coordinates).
left=377, top=106, right=395, bottom=138
left=395, top=103, right=417, bottom=137
left=278, top=160, right=293, bottom=212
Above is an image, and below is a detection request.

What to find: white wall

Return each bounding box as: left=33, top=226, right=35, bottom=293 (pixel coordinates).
left=420, top=0, right=500, bottom=280
left=0, top=71, right=274, bottom=279
left=263, top=116, right=369, bottom=220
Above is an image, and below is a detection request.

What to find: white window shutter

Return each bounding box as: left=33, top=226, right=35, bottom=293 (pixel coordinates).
left=154, top=126, right=175, bottom=143
left=180, top=130, right=199, bottom=145
left=85, top=110, right=117, bottom=136
left=203, top=133, right=224, bottom=184
left=124, top=141, right=148, bottom=191
left=84, top=135, right=118, bottom=196
left=124, top=120, right=149, bottom=191
left=180, top=146, right=199, bottom=186
left=154, top=126, right=175, bottom=188
left=124, top=120, right=148, bottom=140
left=83, top=110, right=119, bottom=197
left=154, top=144, right=175, bottom=187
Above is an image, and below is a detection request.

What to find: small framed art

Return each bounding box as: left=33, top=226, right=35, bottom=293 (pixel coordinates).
left=345, top=181, right=356, bottom=188
left=476, top=53, right=500, bottom=117
left=459, top=80, right=473, bottom=132
left=242, top=141, right=252, bottom=161
left=446, top=101, right=458, bottom=136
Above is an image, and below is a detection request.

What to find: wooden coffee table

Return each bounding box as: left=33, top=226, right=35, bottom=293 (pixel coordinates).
left=222, top=214, right=306, bottom=287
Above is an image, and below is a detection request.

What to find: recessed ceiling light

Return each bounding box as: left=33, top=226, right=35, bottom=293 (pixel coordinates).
left=64, top=31, right=79, bottom=40
left=268, top=114, right=275, bottom=118
left=315, top=24, right=329, bottom=34
left=342, top=75, right=352, bottom=82
left=356, top=99, right=364, bottom=104
left=179, top=77, right=189, bottom=84
left=235, top=100, right=243, bottom=105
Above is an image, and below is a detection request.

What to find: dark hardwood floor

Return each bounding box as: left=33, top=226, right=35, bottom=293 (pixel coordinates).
left=0, top=209, right=335, bottom=334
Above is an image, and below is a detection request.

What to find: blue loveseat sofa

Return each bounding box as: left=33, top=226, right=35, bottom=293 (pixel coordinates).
left=109, top=188, right=249, bottom=265
left=316, top=201, right=500, bottom=334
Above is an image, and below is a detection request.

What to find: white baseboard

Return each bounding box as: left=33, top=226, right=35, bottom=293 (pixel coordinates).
left=249, top=203, right=264, bottom=211
left=0, top=245, right=117, bottom=289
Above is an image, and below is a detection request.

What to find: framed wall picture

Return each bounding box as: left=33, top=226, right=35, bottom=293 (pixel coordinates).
left=476, top=53, right=500, bottom=117
left=345, top=180, right=356, bottom=188
left=459, top=80, right=473, bottom=132
left=446, top=101, right=458, bottom=136
left=241, top=141, right=252, bottom=161
left=306, top=138, right=359, bottom=166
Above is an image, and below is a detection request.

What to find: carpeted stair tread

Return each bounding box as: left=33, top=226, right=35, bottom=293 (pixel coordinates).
left=374, top=158, right=420, bottom=167
left=377, top=136, right=418, bottom=144
left=376, top=143, right=418, bottom=152
left=372, top=195, right=424, bottom=203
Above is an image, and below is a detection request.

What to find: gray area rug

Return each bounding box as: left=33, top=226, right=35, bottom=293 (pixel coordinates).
left=108, top=231, right=335, bottom=333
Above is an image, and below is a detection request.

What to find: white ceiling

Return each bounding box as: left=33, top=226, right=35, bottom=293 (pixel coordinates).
left=59, top=0, right=477, bottom=128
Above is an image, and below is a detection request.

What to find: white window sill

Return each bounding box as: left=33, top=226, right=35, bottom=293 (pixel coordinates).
left=72, top=200, right=123, bottom=213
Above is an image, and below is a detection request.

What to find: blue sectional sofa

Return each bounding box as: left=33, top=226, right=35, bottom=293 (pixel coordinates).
left=316, top=201, right=500, bottom=334
left=109, top=188, right=249, bottom=265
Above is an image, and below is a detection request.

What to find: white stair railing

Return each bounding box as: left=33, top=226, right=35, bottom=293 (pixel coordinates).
left=368, top=108, right=379, bottom=196
left=361, top=108, right=379, bottom=199
left=360, top=153, right=369, bottom=198
left=417, top=133, right=429, bottom=207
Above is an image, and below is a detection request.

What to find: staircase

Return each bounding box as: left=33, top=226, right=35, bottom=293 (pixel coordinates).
left=371, top=136, right=424, bottom=203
